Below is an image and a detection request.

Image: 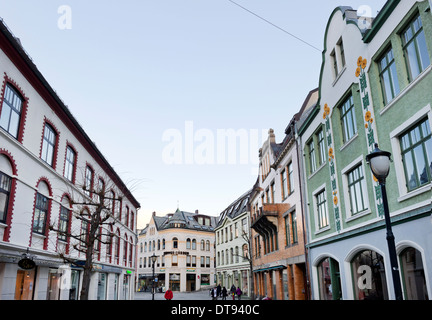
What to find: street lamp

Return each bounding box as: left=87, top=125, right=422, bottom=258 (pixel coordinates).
left=365, top=143, right=403, bottom=300
left=150, top=253, right=157, bottom=301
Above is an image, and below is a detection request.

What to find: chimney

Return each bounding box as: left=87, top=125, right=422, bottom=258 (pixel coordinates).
left=195, top=210, right=199, bottom=214
left=152, top=211, right=156, bottom=217
left=268, top=128, right=275, bottom=143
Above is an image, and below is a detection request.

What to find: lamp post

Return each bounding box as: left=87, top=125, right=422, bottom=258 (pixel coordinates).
left=365, top=143, right=403, bottom=300
left=150, top=253, right=157, bottom=301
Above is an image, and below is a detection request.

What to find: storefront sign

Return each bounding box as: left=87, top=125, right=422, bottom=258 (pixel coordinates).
left=18, top=258, right=35, bottom=270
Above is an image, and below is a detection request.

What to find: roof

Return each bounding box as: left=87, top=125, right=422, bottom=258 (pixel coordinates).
left=152, top=210, right=217, bottom=233
left=216, top=189, right=251, bottom=228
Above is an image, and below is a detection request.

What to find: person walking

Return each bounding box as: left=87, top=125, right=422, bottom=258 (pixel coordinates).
left=216, top=284, right=221, bottom=299
left=164, top=288, right=173, bottom=300
left=230, top=284, right=236, bottom=300
left=236, top=287, right=243, bottom=300
left=222, top=286, right=228, bottom=300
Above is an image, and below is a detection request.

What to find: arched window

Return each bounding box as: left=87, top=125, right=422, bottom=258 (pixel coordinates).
left=58, top=194, right=72, bottom=243
left=173, top=237, right=178, bottom=249
left=0, top=153, right=15, bottom=227
left=123, top=234, right=128, bottom=266
left=186, top=238, right=191, bottom=249
left=400, top=247, right=429, bottom=300
left=157, top=239, right=161, bottom=251
left=32, top=179, right=51, bottom=239
left=192, top=239, right=196, bottom=250
left=351, top=250, right=388, bottom=300
left=162, top=239, right=165, bottom=249
left=206, top=240, right=210, bottom=251
left=317, top=257, right=341, bottom=300
left=0, top=82, right=27, bottom=141
left=200, top=240, right=205, bottom=251
left=114, top=229, right=120, bottom=264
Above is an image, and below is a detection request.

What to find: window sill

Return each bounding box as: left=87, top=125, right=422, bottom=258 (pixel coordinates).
left=345, top=208, right=371, bottom=223
left=339, top=132, right=359, bottom=152
left=332, top=65, right=347, bottom=87
left=308, top=161, right=326, bottom=180
left=315, top=225, right=331, bottom=235
left=397, top=183, right=431, bottom=203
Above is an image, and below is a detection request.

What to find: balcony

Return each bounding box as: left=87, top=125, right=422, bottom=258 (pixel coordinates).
left=251, top=203, right=290, bottom=237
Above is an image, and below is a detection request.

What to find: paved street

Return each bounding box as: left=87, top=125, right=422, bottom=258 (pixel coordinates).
left=134, top=289, right=249, bottom=301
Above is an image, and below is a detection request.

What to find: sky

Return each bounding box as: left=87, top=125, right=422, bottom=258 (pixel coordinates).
left=0, top=0, right=386, bottom=229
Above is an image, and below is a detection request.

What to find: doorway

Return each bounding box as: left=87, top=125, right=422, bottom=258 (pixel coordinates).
left=15, top=269, right=36, bottom=300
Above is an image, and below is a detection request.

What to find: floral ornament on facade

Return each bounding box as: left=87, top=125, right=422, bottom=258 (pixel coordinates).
left=328, top=147, right=334, bottom=161
left=355, top=56, right=368, bottom=77
left=333, top=196, right=338, bottom=205
left=323, top=103, right=331, bottom=119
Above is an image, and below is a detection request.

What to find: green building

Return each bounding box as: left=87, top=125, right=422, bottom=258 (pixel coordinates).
left=298, top=0, right=432, bottom=300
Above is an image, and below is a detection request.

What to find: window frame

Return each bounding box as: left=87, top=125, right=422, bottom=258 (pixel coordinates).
left=340, top=95, right=357, bottom=143
left=0, top=171, right=12, bottom=224
left=378, top=46, right=400, bottom=105
left=0, top=84, right=23, bottom=139
left=33, top=192, right=49, bottom=235
left=40, top=122, right=58, bottom=168
left=401, top=13, right=431, bottom=82
left=64, top=145, right=77, bottom=183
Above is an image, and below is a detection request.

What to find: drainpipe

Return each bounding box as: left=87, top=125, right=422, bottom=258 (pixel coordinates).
left=294, top=121, right=312, bottom=300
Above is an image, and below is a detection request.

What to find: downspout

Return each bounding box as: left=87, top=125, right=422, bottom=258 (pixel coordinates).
left=294, top=121, right=312, bottom=300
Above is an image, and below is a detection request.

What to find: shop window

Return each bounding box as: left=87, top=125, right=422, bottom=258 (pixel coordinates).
left=317, top=257, right=341, bottom=300
left=400, top=247, right=429, bottom=300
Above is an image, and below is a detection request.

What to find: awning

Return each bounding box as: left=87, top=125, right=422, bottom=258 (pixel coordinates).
left=253, top=265, right=286, bottom=273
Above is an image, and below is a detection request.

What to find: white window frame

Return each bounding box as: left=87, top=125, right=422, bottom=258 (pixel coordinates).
left=340, top=155, right=371, bottom=221
left=312, top=183, right=330, bottom=234
left=390, top=105, right=432, bottom=202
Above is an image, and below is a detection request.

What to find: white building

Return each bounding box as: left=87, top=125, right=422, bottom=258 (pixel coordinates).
left=137, top=210, right=217, bottom=293
left=215, top=190, right=251, bottom=297
left=0, top=19, right=140, bottom=300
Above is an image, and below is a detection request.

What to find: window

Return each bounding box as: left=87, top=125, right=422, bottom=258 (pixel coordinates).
left=318, top=129, right=326, bottom=165
left=287, top=162, right=294, bottom=194
left=206, top=240, right=210, bottom=251
left=347, top=165, right=367, bottom=215
left=206, top=256, right=210, bottom=268
left=400, top=247, right=428, bottom=300
left=186, top=238, right=191, bottom=249
left=173, top=237, right=178, bottom=249
left=317, top=257, right=342, bottom=300
left=41, top=123, right=57, bottom=167
left=242, top=218, right=247, bottom=234
left=402, top=14, right=430, bottom=81
left=331, top=50, right=338, bottom=78
left=84, top=166, right=94, bottom=196
left=291, top=211, right=298, bottom=244
left=0, top=84, right=23, bottom=139
left=379, top=47, right=400, bottom=104
left=191, top=255, right=196, bottom=267
left=400, top=119, right=432, bottom=190
left=340, top=95, right=357, bottom=143
left=270, top=182, right=275, bottom=203
left=59, top=205, right=70, bottom=242
left=339, top=39, right=346, bottom=68
left=0, top=171, right=11, bottom=223
left=281, top=168, right=287, bottom=199
left=308, top=140, right=317, bottom=173
left=33, top=192, right=49, bottom=234
left=316, top=190, right=328, bottom=229
left=192, top=239, right=196, bottom=250
left=64, top=146, right=76, bottom=182
left=284, top=215, right=291, bottom=246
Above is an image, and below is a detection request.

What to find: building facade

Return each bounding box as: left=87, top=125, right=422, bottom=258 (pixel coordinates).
left=215, top=190, right=251, bottom=297
left=299, top=0, right=432, bottom=300
left=0, top=19, right=140, bottom=300
left=137, top=210, right=216, bottom=293
left=248, top=90, right=317, bottom=300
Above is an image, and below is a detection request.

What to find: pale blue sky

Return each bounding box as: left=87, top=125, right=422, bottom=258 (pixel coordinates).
left=0, top=0, right=386, bottom=228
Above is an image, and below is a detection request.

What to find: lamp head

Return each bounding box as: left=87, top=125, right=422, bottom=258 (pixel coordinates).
left=365, top=143, right=392, bottom=183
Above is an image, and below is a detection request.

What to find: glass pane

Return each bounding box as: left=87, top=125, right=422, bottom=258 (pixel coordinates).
left=406, top=42, right=421, bottom=79
left=413, top=145, right=428, bottom=185
left=389, top=63, right=400, bottom=96
left=0, top=105, right=11, bottom=132
left=9, top=111, right=20, bottom=138
left=382, top=70, right=393, bottom=103
left=404, top=152, right=417, bottom=190
left=416, top=31, right=431, bottom=71
left=0, top=192, right=8, bottom=221
left=410, top=126, right=421, bottom=145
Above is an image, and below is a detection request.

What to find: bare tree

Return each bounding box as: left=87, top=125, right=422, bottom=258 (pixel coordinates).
left=49, top=171, right=124, bottom=300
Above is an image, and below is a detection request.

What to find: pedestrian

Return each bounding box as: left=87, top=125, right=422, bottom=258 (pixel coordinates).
left=230, top=284, right=236, bottom=300
left=211, top=287, right=217, bottom=300
left=236, top=287, right=242, bottom=300
left=216, top=284, right=221, bottom=299
left=222, top=286, right=227, bottom=300
left=164, top=287, right=173, bottom=300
